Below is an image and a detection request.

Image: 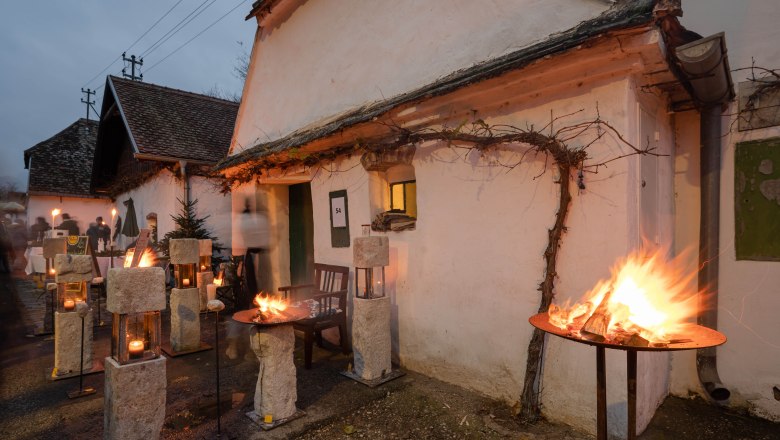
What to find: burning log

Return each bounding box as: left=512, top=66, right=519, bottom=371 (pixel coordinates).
left=580, top=289, right=614, bottom=340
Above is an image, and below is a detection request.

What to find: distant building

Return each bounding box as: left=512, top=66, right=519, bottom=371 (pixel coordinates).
left=91, top=76, right=237, bottom=250
left=24, top=118, right=112, bottom=234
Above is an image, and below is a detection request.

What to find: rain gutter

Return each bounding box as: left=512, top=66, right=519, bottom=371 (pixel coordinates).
left=674, top=32, right=735, bottom=403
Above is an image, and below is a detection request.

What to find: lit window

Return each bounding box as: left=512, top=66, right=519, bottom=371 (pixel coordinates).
left=389, top=180, right=416, bottom=218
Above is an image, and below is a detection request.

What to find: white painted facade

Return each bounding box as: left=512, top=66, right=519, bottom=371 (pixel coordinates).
left=115, top=169, right=233, bottom=251
left=228, top=0, right=780, bottom=435
left=668, top=0, right=780, bottom=422
left=27, top=195, right=112, bottom=234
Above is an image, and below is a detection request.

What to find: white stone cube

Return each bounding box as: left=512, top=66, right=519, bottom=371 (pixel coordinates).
left=54, top=254, right=94, bottom=283
left=104, top=356, right=166, bottom=440
left=170, top=288, right=201, bottom=352
left=353, top=236, right=389, bottom=267
left=107, top=267, right=166, bottom=314
left=169, top=239, right=199, bottom=264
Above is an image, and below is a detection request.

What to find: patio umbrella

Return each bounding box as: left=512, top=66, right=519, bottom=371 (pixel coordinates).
left=121, top=198, right=140, bottom=238
left=0, top=201, right=25, bottom=213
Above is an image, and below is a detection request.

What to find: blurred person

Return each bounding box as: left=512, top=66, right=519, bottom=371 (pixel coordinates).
left=57, top=213, right=80, bottom=236
left=97, top=216, right=111, bottom=250
left=8, top=219, right=27, bottom=268
left=0, top=221, right=10, bottom=273
left=29, top=217, right=49, bottom=244
left=86, top=221, right=99, bottom=252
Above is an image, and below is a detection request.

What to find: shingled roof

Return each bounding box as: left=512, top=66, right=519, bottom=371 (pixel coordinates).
left=108, top=76, right=238, bottom=163
left=24, top=118, right=102, bottom=197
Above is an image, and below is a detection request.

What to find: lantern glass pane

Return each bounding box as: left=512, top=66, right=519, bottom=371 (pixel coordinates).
left=354, top=266, right=386, bottom=299
left=174, top=263, right=197, bottom=288
left=56, top=281, right=88, bottom=312
left=111, top=312, right=161, bottom=365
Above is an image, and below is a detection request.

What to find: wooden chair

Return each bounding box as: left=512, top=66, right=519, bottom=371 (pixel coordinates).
left=279, top=263, right=350, bottom=368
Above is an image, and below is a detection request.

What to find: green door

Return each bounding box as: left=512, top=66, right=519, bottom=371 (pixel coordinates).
left=289, top=183, right=314, bottom=286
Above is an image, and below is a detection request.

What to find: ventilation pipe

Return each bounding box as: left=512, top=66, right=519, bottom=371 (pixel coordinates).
left=675, top=33, right=734, bottom=403
left=179, top=160, right=190, bottom=204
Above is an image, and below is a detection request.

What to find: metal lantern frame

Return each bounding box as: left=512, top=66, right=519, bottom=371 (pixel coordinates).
left=354, top=266, right=386, bottom=299
left=174, top=263, right=197, bottom=289
left=111, top=311, right=161, bottom=364
left=56, top=281, right=88, bottom=312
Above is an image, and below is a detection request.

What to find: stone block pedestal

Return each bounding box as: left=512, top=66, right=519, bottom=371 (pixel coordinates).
left=104, top=356, right=166, bottom=440
left=169, top=287, right=202, bottom=352
left=248, top=324, right=302, bottom=427
left=54, top=310, right=93, bottom=377
left=342, top=296, right=404, bottom=387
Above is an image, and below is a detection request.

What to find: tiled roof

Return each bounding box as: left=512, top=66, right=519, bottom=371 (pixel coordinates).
left=109, top=76, right=238, bottom=163
left=24, top=119, right=101, bottom=197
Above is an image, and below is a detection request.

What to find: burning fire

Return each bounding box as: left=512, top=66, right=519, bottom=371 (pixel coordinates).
left=548, top=246, right=699, bottom=345
left=254, top=293, right=288, bottom=316
left=123, top=248, right=157, bottom=268
left=213, top=276, right=223, bottom=287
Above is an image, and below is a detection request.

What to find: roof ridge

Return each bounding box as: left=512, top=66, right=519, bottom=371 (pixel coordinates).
left=108, top=75, right=239, bottom=107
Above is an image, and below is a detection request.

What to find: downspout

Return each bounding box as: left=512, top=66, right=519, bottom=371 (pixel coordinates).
left=675, top=33, right=734, bottom=403
left=179, top=160, right=190, bottom=204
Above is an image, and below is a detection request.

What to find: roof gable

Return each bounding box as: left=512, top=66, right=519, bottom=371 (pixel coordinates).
left=107, top=76, right=239, bottom=163
left=24, top=119, right=100, bottom=197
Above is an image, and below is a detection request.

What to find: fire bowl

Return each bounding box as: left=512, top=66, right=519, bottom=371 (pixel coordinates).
left=529, top=313, right=726, bottom=351
left=233, top=306, right=311, bottom=326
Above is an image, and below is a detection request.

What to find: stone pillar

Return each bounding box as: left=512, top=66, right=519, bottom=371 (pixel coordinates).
left=249, top=325, right=296, bottom=420
left=104, top=356, right=166, bottom=440
left=170, top=287, right=201, bottom=352
left=54, top=310, right=93, bottom=376
left=196, top=271, right=214, bottom=311
left=352, top=296, right=392, bottom=381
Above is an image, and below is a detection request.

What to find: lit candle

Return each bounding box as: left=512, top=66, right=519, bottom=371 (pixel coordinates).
left=213, top=277, right=223, bottom=287
left=200, top=265, right=206, bottom=271
left=51, top=208, right=60, bottom=231
left=207, top=284, right=217, bottom=301
left=182, top=278, right=190, bottom=287
left=110, top=208, right=117, bottom=246
left=128, top=340, right=144, bottom=359
left=50, top=268, right=56, bottom=276
left=63, top=299, right=75, bottom=311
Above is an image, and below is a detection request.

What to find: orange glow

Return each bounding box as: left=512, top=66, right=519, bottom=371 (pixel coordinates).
left=548, top=245, right=700, bottom=344
left=111, top=208, right=117, bottom=217
left=123, top=248, right=157, bottom=268
left=51, top=208, right=60, bottom=217
left=213, top=277, right=223, bottom=287
left=254, top=293, right=288, bottom=316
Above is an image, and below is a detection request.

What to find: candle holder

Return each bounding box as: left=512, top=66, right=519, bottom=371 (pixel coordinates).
left=111, top=311, right=161, bottom=364
left=52, top=254, right=96, bottom=379
left=105, top=266, right=167, bottom=439
left=164, top=238, right=210, bottom=356
left=197, top=239, right=214, bottom=312
left=342, top=233, right=404, bottom=386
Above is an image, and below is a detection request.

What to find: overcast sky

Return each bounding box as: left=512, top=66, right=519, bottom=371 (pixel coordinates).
left=0, top=0, right=256, bottom=190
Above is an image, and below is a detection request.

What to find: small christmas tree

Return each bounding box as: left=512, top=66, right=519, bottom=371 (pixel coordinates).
left=159, top=199, right=222, bottom=257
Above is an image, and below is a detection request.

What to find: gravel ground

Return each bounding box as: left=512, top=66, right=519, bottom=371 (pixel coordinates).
left=1, top=271, right=779, bottom=440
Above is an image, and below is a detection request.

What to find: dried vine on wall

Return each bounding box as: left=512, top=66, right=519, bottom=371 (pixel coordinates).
left=220, top=110, right=658, bottom=422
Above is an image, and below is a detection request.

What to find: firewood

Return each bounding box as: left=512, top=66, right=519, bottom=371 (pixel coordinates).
left=580, top=289, right=614, bottom=340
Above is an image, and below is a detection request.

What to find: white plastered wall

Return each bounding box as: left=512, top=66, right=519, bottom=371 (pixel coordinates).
left=232, top=0, right=611, bottom=152
left=670, top=0, right=780, bottom=421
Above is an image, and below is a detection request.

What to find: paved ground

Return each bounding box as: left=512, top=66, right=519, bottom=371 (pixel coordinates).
left=1, top=269, right=778, bottom=439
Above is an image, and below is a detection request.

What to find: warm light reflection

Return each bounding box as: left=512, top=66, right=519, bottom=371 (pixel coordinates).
left=548, top=245, right=700, bottom=344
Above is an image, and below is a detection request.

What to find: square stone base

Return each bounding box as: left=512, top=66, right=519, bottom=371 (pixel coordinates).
left=352, top=296, right=392, bottom=381
left=170, top=288, right=201, bottom=352
left=340, top=368, right=405, bottom=388
left=246, top=408, right=306, bottom=430
left=54, top=310, right=93, bottom=376
left=104, top=356, right=166, bottom=440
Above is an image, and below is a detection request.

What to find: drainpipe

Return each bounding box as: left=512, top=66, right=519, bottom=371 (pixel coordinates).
left=179, top=160, right=190, bottom=204
left=675, top=33, right=734, bottom=403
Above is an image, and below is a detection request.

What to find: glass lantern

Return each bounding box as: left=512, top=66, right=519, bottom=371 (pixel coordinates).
left=111, top=311, right=161, bottom=364
left=57, top=281, right=88, bottom=312
left=199, top=255, right=211, bottom=273
left=174, top=263, right=197, bottom=289
left=355, top=266, right=386, bottom=299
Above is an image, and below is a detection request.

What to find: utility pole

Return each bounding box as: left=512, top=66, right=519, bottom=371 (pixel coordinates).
left=122, top=52, right=143, bottom=81
left=81, top=88, right=96, bottom=120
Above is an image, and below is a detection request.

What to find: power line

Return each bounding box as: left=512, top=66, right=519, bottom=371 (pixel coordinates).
left=140, top=0, right=216, bottom=59
left=81, top=0, right=184, bottom=89
left=145, top=0, right=249, bottom=74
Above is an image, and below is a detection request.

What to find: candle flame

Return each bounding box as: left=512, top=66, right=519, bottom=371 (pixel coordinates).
left=213, top=277, right=223, bottom=286
left=111, top=208, right=117, bottom=217
left=52, top=208, right=60, bottom=216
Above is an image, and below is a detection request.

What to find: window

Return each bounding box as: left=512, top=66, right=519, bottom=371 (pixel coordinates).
left=390, top=180, right=417, bottom=218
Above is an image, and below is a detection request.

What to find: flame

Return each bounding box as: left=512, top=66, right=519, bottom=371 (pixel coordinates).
left=253, top=293, right=288, bottom=316
left=123, top=248, right=157, bottom=268
left=111, top=208, right=117, bottom=217
left=52, top=208, right=60, bottom=217
left=548, top=245, right=700, bottom=344
left=213, top=277, right=223, bottom=287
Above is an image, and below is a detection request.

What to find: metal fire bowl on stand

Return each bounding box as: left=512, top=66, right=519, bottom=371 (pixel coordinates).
left=232, top=306, right=311, bottom=326
left=529, top=312, right=726, bottom=440
left=529, top=313, right=726, bottom=351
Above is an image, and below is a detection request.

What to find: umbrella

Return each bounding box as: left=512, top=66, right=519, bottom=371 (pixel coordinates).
left=122, top=198, right=140, bottom=238
left=0, top=201, right=25, bottom=213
